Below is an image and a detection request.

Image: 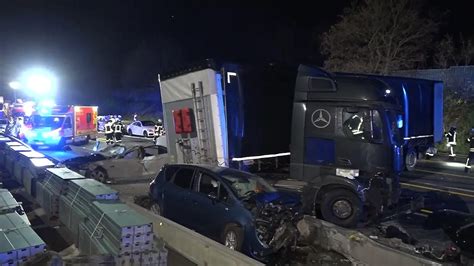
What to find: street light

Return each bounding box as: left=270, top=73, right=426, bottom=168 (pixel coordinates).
left=21, top=68, right=58, bottom=100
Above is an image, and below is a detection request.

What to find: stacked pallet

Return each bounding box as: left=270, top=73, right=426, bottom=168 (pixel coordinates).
left=0, top=188, right=28, bottom=224
left=79, top=201, right=166, bottom=265
left=19, top=153, right=55, bottom=197
left=0, top=206, right=46, bottom=265
left=3, top=142, right=26, bottom=175
left=0, top=137, right=13, bottom=165
left=10, top=146, right=34, bottom=185
left=59, top=178, right=119, bottom=242
left=36, top=167, right=85, bottom=220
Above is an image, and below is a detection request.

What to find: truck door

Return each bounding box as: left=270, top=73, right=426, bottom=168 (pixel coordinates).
left=336, top=107, right=387, bottom=173
left=63, top=117, right=73, bottom=138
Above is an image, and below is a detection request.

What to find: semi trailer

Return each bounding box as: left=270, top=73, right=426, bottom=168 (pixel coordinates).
left=159, top=60, right=442, bottom=227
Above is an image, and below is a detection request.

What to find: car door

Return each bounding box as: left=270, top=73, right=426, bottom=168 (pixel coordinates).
left=135, top=122, right=143, bottom=135
left=103, top=148, right=145, bottom=180
left=191, top=170, right=234, bottom=240
left=162, top=167, right=196, bottom=227
left=141, top=146, right=170, bottom=180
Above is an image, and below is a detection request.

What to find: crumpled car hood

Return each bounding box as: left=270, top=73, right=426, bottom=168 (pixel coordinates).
left=254, top=191, right=300, bottom=206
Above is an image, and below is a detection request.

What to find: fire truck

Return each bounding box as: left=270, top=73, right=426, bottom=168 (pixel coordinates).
left=24, top=105, right=98, bottom=148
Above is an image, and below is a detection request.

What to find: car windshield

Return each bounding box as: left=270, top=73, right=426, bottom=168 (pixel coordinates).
left=220, top=169, right=276, bottom=197
left=98, top=145, right=126, bottom=157
left=32, top=115, right=64, bottom=129
left=141, top=121, right=155, bottom=126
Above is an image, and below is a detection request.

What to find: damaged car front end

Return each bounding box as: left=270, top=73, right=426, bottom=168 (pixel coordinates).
left=241, top=191, right=302, bottom=261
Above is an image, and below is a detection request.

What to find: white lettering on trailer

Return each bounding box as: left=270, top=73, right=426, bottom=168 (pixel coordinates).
left=227, top=72, right=237, bottom=83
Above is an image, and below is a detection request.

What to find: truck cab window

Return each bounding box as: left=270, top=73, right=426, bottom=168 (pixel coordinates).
left=342, top=109, right=370, bottom=141
left=370, top=110, right=383, bottom=143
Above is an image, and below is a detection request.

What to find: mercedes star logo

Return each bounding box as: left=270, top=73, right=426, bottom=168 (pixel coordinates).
left=311, top=109, right=331, bottom=128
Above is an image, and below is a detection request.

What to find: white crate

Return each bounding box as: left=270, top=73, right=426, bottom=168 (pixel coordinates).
left=0, top=250, right=17, bottom=265
left=133, top=224, right=152, bottom=235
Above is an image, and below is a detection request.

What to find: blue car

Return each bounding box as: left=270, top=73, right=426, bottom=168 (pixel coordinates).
left=149, top=164, right=300, bottom=261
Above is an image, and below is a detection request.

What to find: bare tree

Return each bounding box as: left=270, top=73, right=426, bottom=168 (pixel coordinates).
left=434, top=34, right=474, bottom=68
left=321, top=0, right=437, bottom=74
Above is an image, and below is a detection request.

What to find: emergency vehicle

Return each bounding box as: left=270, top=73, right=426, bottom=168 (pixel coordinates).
left=24, top=105, right=98, bottom=148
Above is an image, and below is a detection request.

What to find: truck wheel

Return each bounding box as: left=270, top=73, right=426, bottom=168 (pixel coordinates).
left=405, top=150, right=417, bottom=171
left=221, top=224, right=243, bottom=251
left=320, top=189, right=361, bottom=228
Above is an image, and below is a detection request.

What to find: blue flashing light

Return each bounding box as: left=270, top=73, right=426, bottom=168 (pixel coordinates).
left=397, top=115, right=403, bottom=129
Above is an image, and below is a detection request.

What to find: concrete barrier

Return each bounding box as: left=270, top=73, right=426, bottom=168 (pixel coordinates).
left=127, top=201, right=263, bottom=266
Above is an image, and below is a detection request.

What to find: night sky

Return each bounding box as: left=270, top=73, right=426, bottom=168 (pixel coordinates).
left=0, top=0, right=471, bottom=105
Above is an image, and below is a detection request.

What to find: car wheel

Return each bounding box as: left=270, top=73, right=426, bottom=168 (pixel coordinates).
left=320, top=189, right=361, bottom=228
left=221, top=224, right=243, bottom=251
left=128, top=129, right=132, bottom=135
left=405, top=150, right=417, bottom=171
left=150, top=202, right=162, bottom=216
left=89, top=168, right=109, bottom=183
left=143, top=131, right=148, bottom=137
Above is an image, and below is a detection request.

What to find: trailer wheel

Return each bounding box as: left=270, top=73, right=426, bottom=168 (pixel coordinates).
left=320, top=189, right=361, bottom=228
left=405, top=150, right=417, bottom=171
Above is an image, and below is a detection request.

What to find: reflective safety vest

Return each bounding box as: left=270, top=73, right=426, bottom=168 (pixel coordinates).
left=468, top=136, right=474, bottom=152
left=115, top=124, right=122, bottom=133
left=446, top=131, right=456, bottom=145
left=105, top=123, right=114, bottom=134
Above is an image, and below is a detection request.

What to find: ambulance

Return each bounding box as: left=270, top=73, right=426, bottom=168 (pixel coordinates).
left=24, top=105, right=98, bottom=148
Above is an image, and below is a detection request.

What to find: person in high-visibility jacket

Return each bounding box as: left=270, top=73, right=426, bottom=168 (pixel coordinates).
left=104, top=120, right=114, bottom=144
left=153, top=119, right=164, bottom=143
left=114, top=120, right=124, bottom=143
left=445, top=127, right=457, bottom=158
left=465, top=128, right=474, bottom=173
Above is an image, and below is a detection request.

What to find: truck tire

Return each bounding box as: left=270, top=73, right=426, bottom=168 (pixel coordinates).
left=405, top=150, right=417, bottom=171
left=320, top=189, right=361, bottom=228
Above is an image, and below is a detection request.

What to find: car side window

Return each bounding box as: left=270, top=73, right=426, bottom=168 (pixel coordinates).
left=138, top=122, right=142, bottom=127
left=198, top=173, right=219, bottom=196
left=144, top=147, right=159, bottom=157
left=123, top=149, right=139, bottom=159
left=172, top=168, right=194, bottom=189
left=165, top=166, right=179, bottom=182
left=219, top=185, right=230, bottom=202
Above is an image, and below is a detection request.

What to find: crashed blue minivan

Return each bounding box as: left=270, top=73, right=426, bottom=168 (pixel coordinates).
left=149, top=164, right=301, bottom=261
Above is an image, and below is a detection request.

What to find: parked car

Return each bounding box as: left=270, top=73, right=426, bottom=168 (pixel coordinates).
left=127, top=120, right=155, bottom=137
left=149, top=164, right=301, bottom=261
left=60, top=144, right=168, bottom=183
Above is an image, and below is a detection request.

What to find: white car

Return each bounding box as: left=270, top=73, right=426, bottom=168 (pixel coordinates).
left=127, top=120, right=155, bottom=137
left=61, top=144, right=169, bottom=183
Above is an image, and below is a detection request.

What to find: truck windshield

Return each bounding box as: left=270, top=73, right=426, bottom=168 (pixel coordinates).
left=32, top=115, right=65, bottom=129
